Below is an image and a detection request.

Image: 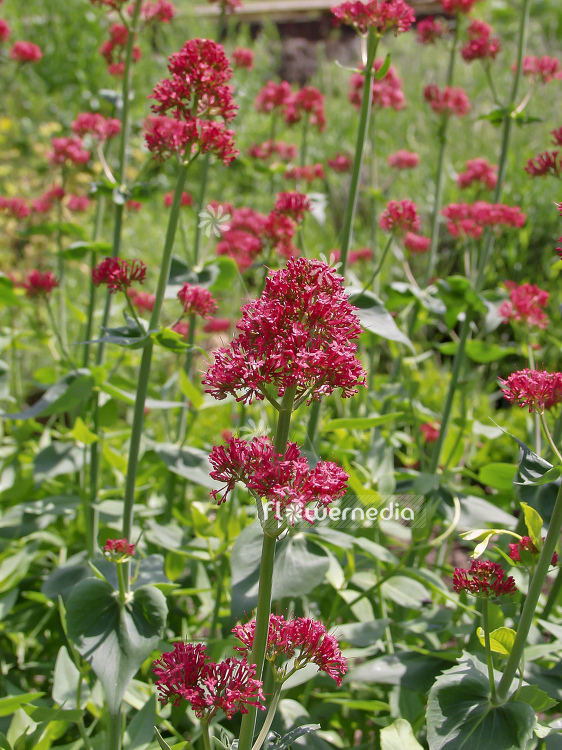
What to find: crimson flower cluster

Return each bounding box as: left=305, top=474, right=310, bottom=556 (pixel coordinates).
left=128, top=289, right=155, bottom=314
left=67, top=195, right=91, bottom=213
left=10, top=40, right=42, bottom=63
left=136, top=0, right=177, bottom=23
left=404, top=232, right=431, bottom=254
left=203, top=317, right=230, bottom=334
left=461, top=19, right=500, bottom=63
left=254, top=82, right=326, bottom=132
left=23, top=270, right=59, bottom=298
left=104, top=538, right=135, bottom=557
left=0, top=196, right=31, bottom=219
left=72, top=112, right=121, bottom=141
left=0, top=18, right=10, bottom=43
left=525, top=151, right=562, bottom=179
left=420, top=422, right=440, bottom=443
left=330, top=247, right=373, bottom=265
left=441, top=0, right=483, bottom=13
left=498, top=281, right=549, bottom=330
left=331, top=0, right=415, bottom=36
left=416, top=16, right=447, bottom=45
left=379, top=199, right=420, bottom=234
left=153, top=642, right=264, bottom=720
left=327, top=152, right=353, bottom=172
left=99, top=24, right=141, bottom=77
left=232, top=46, right=254, bottom=69
left=349, top=59, right=405, bottom=111
left=208, top=436, right=348, bottom=525
left=32, top=185, right=64, bottom=215
left=457, top=157, right=498, bottom=191
left=387, top=150, right=420, bottom=170
left=207, top=0, right=242, bottom=11
left=500, top=369, right=562, bottom=413
left=453, top=560, right=517, bottom=598
left=92, top=257, right=147, bottom=293
left=521, top=55, right=562, bottom=84
left=177, top=282, right=218, bottom=318
left=247, top=140, right=297, bottom=163
left=202, top=258, right=366, bottom=405
left=441, top=201, right=526, bottom=239
left=48, top=137, right=90, bottom=167
left=274, top=191, right=312, bottom=222
left=509, top=536, right=558, bottom=567
left=233, top=614, right=348, bottom=685
left=163, top=191, right=193, bottom=208
left=144, top=116, right=237, bottom=165
left=284, top=163, right=325, bottom=183
left=424, top=84, right=471, bottom=117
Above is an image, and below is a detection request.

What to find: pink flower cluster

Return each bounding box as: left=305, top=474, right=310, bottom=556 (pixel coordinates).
left=327, top=153, right=353, bottom=172
left=330, top=247, right=373, bottom=264
left=331, top=0, right=415, bottom=36
left=163, top=191, right=193, bottom=208
left=0, top=196, right=31, bottom=219
left=457, top=157, right=498, bottom=191
left=247, top=140, right=297, bottom=163
left=416, top=16, right=447, bottom=45
left=284, top=164, right=325, bottom=183
left=137, top=0, right=177, bottom=23
left=274, top=191, right=311, bottom=222
left=420, top=422, right=440, bottom=443
left=177, top=282, right=218, bottom=318
left=67, top=195, right=91, bottom=213
left=208, top=436, right=349, bottom=523
left=460, top=19, right=500, bottom=63
left=254, top=82, right=326, bottom=132
left=423, top=84, right=471, bottom=117
left=442, top=201, right=526, bottom=239
left=72, top=112, right=122, bottom=141
left=203, top=258, right=366, bottom=405
left=144, top=116, right=237, bottom=165
left=128, top=289, right=155, bottom=314
left=23, top=270, right=59, bottom=297
left=207, top=0, right=242, bottom=10
left=32, top=185, right=65, bottom=215
left=498, top=281, right=549, bottom=330
left=509, top=536, right=558, bottom=566
left=104, top=538, right=135, bottom=556
left=525, top=151, right=562, bottom=179
left=99, top=24, right=141, bottom=77
left=233, top=614, right=347, bottom=685
left=349, top=59, right=406, bottom=111
left=232, top=46, right=254, bottom=69
left=387, top=150, right=420, bottom=169
left=500, top=369, right=562, bottom=413
left=404, top=232, right=431, bottom=254
left=521, top=55, right=562, bottom=84
left=92, top=257, right=147, bottom=293
left=48, top=137, right=90, bottom=167
left=441, top=0, right=483, bottom=14
left=10, top=40, right=42, bottom=63
left=0, top=19, right=10, bottom=43
left=453, top=560, right=517, bottom=598
left=153, top=642, right=264, bottom=719
left=379, top=199, right=420, bottom=234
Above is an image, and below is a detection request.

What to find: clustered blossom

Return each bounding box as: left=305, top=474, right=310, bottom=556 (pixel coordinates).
left=525, top=151, right=562, bottom=179
left=144, top=116, right=237, bottom=165
left=99, top=24, right=141, bottom=77
left=48, top=137, right=90, bottom=167
left=509, top=536, right=558, bottom=566
left=232, top=46, right=254, bottom=69
left=247, top=140, right=297, bottom=163
left=207, top=0, right=243, bottom=11
left=284, top=164, right=325, bottom=183
left=404, top=232, right=431, bottom=254
left=177, top=283, right=218, bottom=318
left=127, top=200, right=142, bottom=212
left=23, top=270, right=59, bottom=297
left=330, top=247, right=373, bottom=265
left=92, top=257, right=147, bottom=293
left=32, top=185, right=65, bottom=215
left=254, top=82, right=325, bottom=131
left=255, top=81, right=292, bottom=114
left=379, top=199, right=420, bottom=234
left=128, top=289, right=155, bottom=314
left=460, top=19, right=501, bottom=63
left=137, top=0, right=177, bottom=23
left=104, top=538, right=135, bottom=556
left=203, top=258, right=366, bottom=405
left=90, top=0, right=128, bottom=9
left=203, top=317, right=230, bottom=333
left=453, top=560, right=517, bottom=598
left=424, top=84, right=471, bottom=117
left=208, top=436, right=349, bottom=524
left=420, top=422, right=440, bottom=443
left=10, top=40, right=42, bottom=63
left=163, top=191, right=193, bottom=208
left=72, top=112, right=122, bottom=141
left=0, top=196, right=31, bottom=219
left=499, top=369, right=562, bottom=413
left=327, top=152, right=353, bottom=172
left=387, top=150, right=420, bottom=169
left=521, top=55, right=562, bottom=84
left=153, top=642, right=264, bottom=719
left=233, top=615, right=348, bottom=685
left=441, top=201, right=526, bottom=239
left=457, top=157, right=498, bottom=191
left=498, top=281, right=549, bottom=330
left=416, top=16, right=447, bottom=45
left=331, top=0, right=415, bottom=36
left=441, top=0, right=484, bottom=13
left=67, top=195, right=92, bottom=213
left=349, top=59, right=406, bottom=111
left=274, top=191, right=311, bottom=222
left=0, top=19, right=11, bottom=43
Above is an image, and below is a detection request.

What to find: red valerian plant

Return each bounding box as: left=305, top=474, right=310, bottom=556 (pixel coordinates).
left=521, top=55, right=562, bottom=84
left=509, top=536, right=558, bottom=566
left=92, top=257, right=147, bottom=293
left=416, top=16, right=447, bottom=45
left=525, top=151, right=562, bottom=179
left=387, top=150, right=420, bottom=169
left=72, top=112, right=122, bottom=141
left=423, top=84, right=471, bottom=117
left=202, top=258, right=366, bottom=406
left=283, top=86, right=326, bottom=132
left=0, top=196, right=31, bottom=219
left=104, top=538, right=135, bottom=557
left=274, top=191, right=312, bottom=222
left=441, top=201, right=526, bottom=238
left=349, top=59, right=406, bottom=111
left=379, top=199, right=420, bottom=234
left=48, top=137, right=91, bottom=166
left=153, top=642, right=264, bottom=719
left=10, top=40, right=42, bottom=63
left=233, top=614, right=348, bottom=685
left=404, top=232, right=431, bottom=254
left=128, top=290, right=155, bottom=313
left=99, top=23, right=141, bottom=77
left=232, top=46, right=254, bottom=69
left=441, top=0, right=484, bottom=14
left=457, top=157, right=498, bottom=191
left=453, top=560, right=517, bottom=598
left=499, top=369, right=562, bottom=413
left=331, top=0, right=415, bottom=36
left=23, top=270, right=59, bottom=297
left=460, top=19, right=501, bottom=64
left=327, top=152, right=353, bottom=172
left=498, top=281, right=549, bottom=330
left=177, top=283, right=218, bottom=318
left=163, top=191, right=193, bottom=207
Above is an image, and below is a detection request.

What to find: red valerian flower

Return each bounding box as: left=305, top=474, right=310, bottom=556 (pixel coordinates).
left=67, top=195, right=92, bottom=212
left=72, top=112, right=121, bottom=141
left=203, top=258, right=366, bottom=405
left=137, top=0, right=177, bottom=23
left=144, top=115, right=238, bottom=165
left=90, top=0, right=129, bottom=9
left=177, top=283, right=218, bottom=318
left=441, top=0, right=484, bottom=13
left=416, top=16, right=447, bottom=44
left=327, top=152, right=353, bottom=172
left=23, top=270, right=59, bottom=297
left=525, top=151, right=562, bottom=179
left=92, top=257, right=147, bottom=293
left=498, top=281, right=549, bottom=330
left=283, top=86, right=326, bottom=132
left=0, top=196, right=31, bottom=219
left=10, top=40, right=42, bottom=63
left=379, top=199, right=420, bottom=234
left=404, top=232, right=431, bottom=254
left=104, top=538, right=135, bottom=556
left=127, top=200, right=142, bottom=212
left=457, top=157, right=498, bottom=191
left=263, top=211, right=299, bottom=259
left=551, top=127, right=562, bottom=146
left=153, top=642, right=264, bottom=719
left=331, top=0, right=415, bottom=36
left=387, top=150, right=420, bottom=169
left=461, top=19, right=501, bottom=63
left=203, top=317, right=231, bottom=333
left=0, top=19, right=11, bottom=43
left=254, top=80, right=293, bottom=114
left=163, top=191, right=193, bottom=208
left=453, top=560, right=517, bottom=598
left=274, top=191, right=311, bottom=222
left=207, top=0, right=243, bottom=11
left=48, top=137, right=91, bottom=166
left=233, top=614, right=348, bottom=685
left=128, top=289, right=156, bottom=313
left=215, top=206, right=267, bottom=270
left=232, top=46, right=254, bottom=69
left=330, top=247, right=373, bottom=264
left=247, top=140, right=297, bottom=162
left=284, top=164, right=325, bottom=182
left=349, top=59, right=406, bottom=111
left=521, top=55, right=562, bottom=84
left=499, top=369, right=562, bottom=413
left=99, top=24, right=141, bottom=77
left=441, top=201, right=526, bottom=238
left=420, top=422, right=440, bottom=442
left=424, top=84, right=471, bottom=117
left=508, top=535, right=558, bottom=566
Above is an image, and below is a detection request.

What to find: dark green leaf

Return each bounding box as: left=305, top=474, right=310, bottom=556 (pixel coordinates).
left=478, top=108, right=508, bottom=126
left=437, top=341, right=517, bottom=364
left=374, top=54, right=391, bottom=80
left=0, top=693, right=44, bottom=717
left=123, top=694, right=156, bottom=750
left=348, top=652, right=450, bottom=692
left=517, top=684, right=557, bottom=712
left=0, top=276, right=20, bottom=307
left=3, top=371, right=94, bottom=419
left=435, top=276, right=487, bottom=327
left=152, top=328, right=191, bottom=352
left=267, top=724, right=320, bottom=749
left=154, top=443, right=219, bottom=489
left=63, top=240, right=112, bottom=260
left=349, top=291, right=414, bottom=351
left=34, top=442, right=85, bottom=482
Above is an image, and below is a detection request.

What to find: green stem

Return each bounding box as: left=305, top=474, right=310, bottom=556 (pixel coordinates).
left=83, top=196, right=106, bottom=368
left=299, top=117, right=309, bottom=168
left=177, top=314, right=197, bottom=443
left=496, top=479, right=562, bottom=702
left=45, top=297, right=76, bottom=369
left=56, top=176, right=68, bottom=349
left=360, top=233, right=393, bottom=293
left=539, top=411, right=562, bottom=465
left=541, top=565, right=562, bottom=620
left=85, top=399, right=101, bottom=558
left=482, top=598, right=497, bottom=703
left=201, top=721, right=213, bottom=750
left=117, top=0, right=141, bottom=187
left=193, top=154, right=210, bottom=266
left=251, top=683, right=283, bottom=750
left=108, top=711, right=122, bottom=750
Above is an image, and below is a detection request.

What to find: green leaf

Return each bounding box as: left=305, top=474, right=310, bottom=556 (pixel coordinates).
left=3, top=371, right=94, bottom=419
left=323, top=413, right=404, bottom=431
left=349, top=291, right=414, bottom=351
left=63, top=240, right=112, bottom=260
left=320, top=698, right=389, bottom=711
left=88, top=319, right=151, bottom=349
left=70, top=416, right=99, bottom=445
left=374, top=53, right=391, bottom=80
left=66, top=579, right=167, bottom=716
left=348, top=652, right=450, bottom=692
left=435, top=276, right=487, bottom=327
left=178, top=370, right=204, bottom=409
left=52, top=646, right=90, bottom=710
left=426, top=653, right=536, bottom=750
left=516, top=465, right=562, bottom=486
left=477, top=108, right=508, bottom=126
left=152, top=328, right=191, bottom=352
left=380, top=718, right=424, bottom=750
left=267, top=724, right=320, bottom=749
left=0, top=276, right=20, bottom=307
left=336, top=619, right=392, bottom=647
left=154, top=728, right=173, bottom=750
left=520, top=502, right=544, bottom=548
left=512, top=439, right=559, bottom=525
left=154, top=443, right=219, bottom=489
left=478, top=463, right=517, bottom=491
left=517, top=684, right=557, bottom=712
left=0, top=694, right=44, bottom=717
left=20, top=221, right=87, bottom=240
left=34, top=442, right=84, bottom=482
left=123, top=694, right=156, bottom=750
left=476, top=627, right=516, bottom=656
left=438, top=340, right=517, bottom=364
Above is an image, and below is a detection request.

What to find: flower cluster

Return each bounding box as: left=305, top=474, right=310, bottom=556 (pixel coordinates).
left=23, top=270, right=59, bottom=297
left=254, top=82, right=325, bottom=131
left=500, top=369, right=562, bottom=413
left=441, top=201, right=526, bottom=239
left=330, top=247, right=373, bottom=264
left=255, top=81, right=292, bottom=114
left=99, top=24, right=141, bottom=77
left=247, top=140, right=297, bottom=163
left=416, top=16, right=447, bottom=45
left=441, top=0, right=483, bottom=13
left=453, top=560, right=517, bottom=598
left=379, top=199, right=420, bottom=234
left=420, top=422, right=440, bottom=443
left=137, top=0, right=177, bottom=23
left=144, top=116, right=237, bottom=165
left=153, top=642, right=264, bottom=719
left=424, top=84, right=471, bottom=117
left=498, top=281, right=549, bottom=330
left=0, top=196, right=31, bottom=219
left=327, top=152, right=353, bottom=172
left=274, top=192, right=311, bottom=222
left=163, top=191, right=193, bottom=208
left=203, top=258, right=366, bottom=405
left=0, top=19, right=10, bottom=43
left=349, top=59, right=406, bottom=111
left=331, top=0, right=415, bottom=36
left=525, top=151, right=562, bottom=179
left=284, top=163, right=325, bottom=183
left=232, top=46, right=254, bottom=69
left=72, top=112, right=122, bottom=141
left=10, top=40, right=42, bottom=63
left=104, top=538, right=135, bottom=557
left=521, top=55, right=562, bottom=84
left=92, top=257, right=147, bottom=293
left=207, top=0, right=242, bottom=11
left=128, top=289, right=155, bottom=314
left=67, top=195, right=91, bottom=213
left=233, top=615, right=348, bottom=685
left=508, top=536, right=558, bottom=567
left=203, top=317, right=230, bottom=334
left=404, top=232, right=431, bottom=254
left=461, top=19, right=500, bottom=63
left=177, top=283, right=218, bottom=318
left=457, top=157, right=498, bottom=191
left=48, top=137, right=90, bottom=166
left=387, top=150, right=420, bottom=170
left=208, top=436, right=349, bottom=524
